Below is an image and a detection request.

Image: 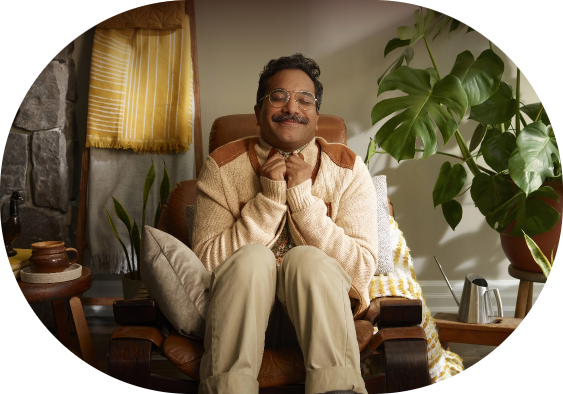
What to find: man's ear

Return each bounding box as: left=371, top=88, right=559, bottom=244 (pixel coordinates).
left=315, top=110, right=320, bottom=131
left=254, top=105, right=261, bottom=126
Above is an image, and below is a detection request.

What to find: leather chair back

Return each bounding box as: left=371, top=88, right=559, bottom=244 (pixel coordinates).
left=158, top=114, right=347, bottom=247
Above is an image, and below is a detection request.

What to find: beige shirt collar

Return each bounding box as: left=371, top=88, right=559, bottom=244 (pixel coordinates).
left=256, top=136, right=319, bottom=169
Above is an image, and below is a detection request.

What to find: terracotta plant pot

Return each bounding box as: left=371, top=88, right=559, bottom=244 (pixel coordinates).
left=500, top=181, right=563, bottom=273
left=122, top=273, right=142, bottom=300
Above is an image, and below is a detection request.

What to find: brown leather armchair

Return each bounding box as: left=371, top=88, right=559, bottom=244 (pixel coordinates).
left=107, top=115, right=429, bottom=393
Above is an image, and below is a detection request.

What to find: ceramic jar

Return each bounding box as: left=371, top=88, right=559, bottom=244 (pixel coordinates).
left=29, top=241, right=79, bottom=274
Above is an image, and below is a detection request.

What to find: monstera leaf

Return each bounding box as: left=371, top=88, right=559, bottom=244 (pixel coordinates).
left=433, top=162, right=467, bottom=207
left=481, top=128, right=516, bottom=172
left=516, top=122, right=559, bottom=178
left=471, top=173, right=514, bottom=217
left=508, top=150, right=543, bottom=195
left=449, top=49, right=504, bottom=107
left=398, top=8, right=436, bottom=45
left=503, top=187, right=561, bottom=237
left=469, top=123, right=487, bottom=152
left=372, top=67, right=468, bottom=161
left=469, top=82, right=516, bottom=124
left=521, top=103, right=550, bottom=126
left=442, top=200, right=463, bottom=230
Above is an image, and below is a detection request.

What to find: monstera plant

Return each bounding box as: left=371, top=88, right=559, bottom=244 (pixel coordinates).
left=365, top=8, right=561, bottom=238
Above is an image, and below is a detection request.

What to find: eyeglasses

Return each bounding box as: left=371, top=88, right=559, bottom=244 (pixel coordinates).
left=259, top=88, right=317, bottom=111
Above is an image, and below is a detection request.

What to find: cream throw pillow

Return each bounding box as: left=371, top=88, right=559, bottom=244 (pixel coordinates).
left=140, top=225, right=210, bottom=338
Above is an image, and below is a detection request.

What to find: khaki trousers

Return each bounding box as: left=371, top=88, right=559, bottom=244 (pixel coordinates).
left=199, top=244, right=367, bottom=394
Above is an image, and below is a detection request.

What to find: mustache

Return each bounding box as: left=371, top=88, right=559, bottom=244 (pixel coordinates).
left=271, top=113, right=309, bottom=125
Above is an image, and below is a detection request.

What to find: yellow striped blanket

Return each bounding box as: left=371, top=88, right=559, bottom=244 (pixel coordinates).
left=360, top=216, right=464, bottom=383
left=86, top=13, right=194, bottom=153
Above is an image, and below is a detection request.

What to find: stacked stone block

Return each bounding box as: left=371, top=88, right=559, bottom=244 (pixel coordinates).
left=1, top=42, right=78, bottom=248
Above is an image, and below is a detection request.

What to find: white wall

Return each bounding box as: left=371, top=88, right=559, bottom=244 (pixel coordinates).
left=193, top=0, right=545, bottom=311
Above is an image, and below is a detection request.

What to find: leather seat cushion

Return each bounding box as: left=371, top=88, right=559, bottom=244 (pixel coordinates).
left=163, top=320, right=374, bottom=387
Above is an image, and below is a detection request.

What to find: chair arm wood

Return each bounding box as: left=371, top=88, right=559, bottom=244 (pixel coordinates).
left=379, top=298, right=422, bottom=327
left=363, top=297, right=422, bottom=327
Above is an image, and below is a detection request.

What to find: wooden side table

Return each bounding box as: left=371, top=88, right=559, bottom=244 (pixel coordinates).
left=508, top=264, right=547, bottom=319
left=18, top=266, right=99, bottom=370
left=433, top=312, right=522, bottom=349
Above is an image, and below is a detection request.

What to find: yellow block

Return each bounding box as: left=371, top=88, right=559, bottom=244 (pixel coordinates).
left=9, top=249, right=32, bottom=279
left=516, top=327, right=563, bottom=394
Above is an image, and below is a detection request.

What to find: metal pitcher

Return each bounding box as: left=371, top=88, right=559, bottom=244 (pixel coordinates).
left=457, top=273, right=503, bottom=324
left=434, top=257, right=503, bottom=324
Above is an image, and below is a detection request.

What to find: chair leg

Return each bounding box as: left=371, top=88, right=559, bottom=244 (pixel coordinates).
left=69, top=296, right=99, bottom=369
left=515, top=280, right=529, bottom=318
left=384, top=339, right=429, bottom=393
left=108, top=338, right=152, bottom=389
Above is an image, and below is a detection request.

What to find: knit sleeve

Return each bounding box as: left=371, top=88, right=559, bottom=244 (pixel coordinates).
left=287, top=155, right=378, bottom=305
left=192, top=157, right=288, bottom=273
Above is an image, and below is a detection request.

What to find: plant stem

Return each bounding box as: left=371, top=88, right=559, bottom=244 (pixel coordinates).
left=423, top=36, right=442, bottom=79
left=519, top=113, right=528, bottom=128
left=423, top=35, right=480, bottom=176
left=535, top=104, right=544, bottom=122
left=457, top=186, right=472, bottom=197
left=515, top=69, right=521, bottom=137
left=415, top=149, right=495, bottom=175
left=489, top=41, right=493, bottom=51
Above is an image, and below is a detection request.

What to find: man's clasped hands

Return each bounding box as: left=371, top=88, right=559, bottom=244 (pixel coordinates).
left=259, top=152, right=313, bottom=189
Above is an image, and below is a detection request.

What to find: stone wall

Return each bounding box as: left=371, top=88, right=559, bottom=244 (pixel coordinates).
left=1, top=42, right=78, bottom=248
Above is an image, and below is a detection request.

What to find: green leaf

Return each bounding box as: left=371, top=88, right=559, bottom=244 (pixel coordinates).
left=442, top=199, right=463, bottom=230
left=112, top=197, right=132, bottom=234
left=508, top=150, right=543, bottom=195
left=372, top=68, right=468, bottom=161
left=470, top=173, right=514, bottom=216
left=154, top=203, right=162, bottom=228
left=432, top=15, right=452, bottom=40
left=142, top=162, right=156, bottom=230
left=425, top=67, right=438, bottom=88
left=516, top=122, right=559, bottom=178
left=159, top=161, right=171, bottom=202
left=378, top=46, right=414, bottom=85
left=384, top=37, right=410, bottom=57
left=103, top=205, right=132, bottom=274
left=484, top=191, right=520, bottom=233
left=449, top=49, right=504, bottom=107
left=131, top=220, right=141, bottom=276
left=465, top=26, right=475, bottom=35
left=433, top=162, right=467, bottom=207
left=469, top=123, right=487, bottom=152
left=364, top=138, right=377, bottom=164
left=523, top=231, right=551, bottom=278
left=397, top=26, right=416, bottom=42
left=481, top=128, right=516, bottom=172
left=505, top=188, right=560, bottom=237
left=449, top=19, right=462, bottom=37
left=520, top=103, right=550, bottom=126
left=469, top=82, right=516, bottom=124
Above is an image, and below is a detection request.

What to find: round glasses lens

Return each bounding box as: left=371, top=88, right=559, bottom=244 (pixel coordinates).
left=269, top=90, right=289, bottom=107
left=295, top=92, right=315, bottom=109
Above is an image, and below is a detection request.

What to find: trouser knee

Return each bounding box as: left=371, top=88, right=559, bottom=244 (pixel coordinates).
left=213, top=243, right=276, bottom=287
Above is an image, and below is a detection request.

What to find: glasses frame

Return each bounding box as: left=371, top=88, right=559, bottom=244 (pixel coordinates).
left=259, top=88, right=317, bottom=111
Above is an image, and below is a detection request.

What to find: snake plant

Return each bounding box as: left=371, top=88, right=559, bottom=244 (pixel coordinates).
left=103, top=161, right=171, bottom=280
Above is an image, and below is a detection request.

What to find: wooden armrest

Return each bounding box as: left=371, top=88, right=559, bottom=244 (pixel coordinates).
left=363, top=297, right=422, bottom=327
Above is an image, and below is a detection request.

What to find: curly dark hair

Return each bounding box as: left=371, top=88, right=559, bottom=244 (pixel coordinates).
left=256, top=53, right=323, bottom=114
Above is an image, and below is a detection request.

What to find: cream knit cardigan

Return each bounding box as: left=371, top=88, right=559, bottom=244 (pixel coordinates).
left=192, top=136, right=378, bottom=307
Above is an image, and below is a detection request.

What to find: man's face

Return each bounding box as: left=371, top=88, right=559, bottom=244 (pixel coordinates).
left=254, top=69, right=319, bottom=152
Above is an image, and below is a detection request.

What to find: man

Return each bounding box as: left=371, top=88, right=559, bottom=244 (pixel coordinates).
left=192, top=54, right=378, bottom=394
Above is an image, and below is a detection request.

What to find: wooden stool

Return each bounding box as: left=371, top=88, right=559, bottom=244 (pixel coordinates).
left=18, top=266, right=99, bottom=369
left=433, top=312, right=522, bottom=350
left=508, top=264, right=546, bottom=319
